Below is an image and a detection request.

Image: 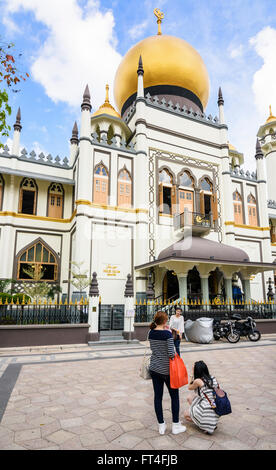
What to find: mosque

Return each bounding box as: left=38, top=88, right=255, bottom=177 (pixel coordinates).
left=0, top=9, right=276, bottom=338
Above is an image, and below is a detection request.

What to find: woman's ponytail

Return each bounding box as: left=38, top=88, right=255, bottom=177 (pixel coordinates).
left=149, top=311, right=168, bottom=330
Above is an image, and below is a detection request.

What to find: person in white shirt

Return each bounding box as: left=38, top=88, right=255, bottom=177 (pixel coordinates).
left=169, top=307, right=185, bottom=355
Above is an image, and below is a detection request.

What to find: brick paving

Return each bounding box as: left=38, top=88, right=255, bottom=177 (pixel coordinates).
left=0, top=338, right=276, bottom=450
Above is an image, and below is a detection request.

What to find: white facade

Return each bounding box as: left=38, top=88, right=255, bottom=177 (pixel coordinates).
left=0, top=31, right=276, bottom=336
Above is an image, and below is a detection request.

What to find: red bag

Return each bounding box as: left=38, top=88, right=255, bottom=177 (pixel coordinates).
left=170, top=354, right=189, bottom=389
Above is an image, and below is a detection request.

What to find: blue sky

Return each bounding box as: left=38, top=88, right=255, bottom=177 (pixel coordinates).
left=1, top=0, right=276, bottom=170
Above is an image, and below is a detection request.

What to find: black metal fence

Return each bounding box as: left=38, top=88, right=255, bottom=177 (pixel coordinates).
left=0, top=302, right=88, bottom=325
left=135, top=301, right=276, bottom=323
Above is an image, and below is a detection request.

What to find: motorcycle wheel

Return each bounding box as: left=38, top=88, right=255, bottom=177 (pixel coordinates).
left=213, top=334, right=220, bottom=341
left=248, top=330, right=261, bottom=342
left=226, top=331, right=240, bottom=343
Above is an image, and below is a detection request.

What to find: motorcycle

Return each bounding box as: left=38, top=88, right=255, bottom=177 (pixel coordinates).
left=231, top=313, right=261, bottom=342
left=213, top=317, right=240, bottom=343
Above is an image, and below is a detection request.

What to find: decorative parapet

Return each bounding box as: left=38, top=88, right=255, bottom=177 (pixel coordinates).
left=130, top=92, right=221, bottom=127
left=123, top=102, right=136, bottom=124
left=268, top=199, right=276, bottom=209
left=90, top=132, right=136, bottom=153
left=0, top=145, right=70, bottom=168
left=230, top=167, right=257, bottom=182
left=260, top=133, right=276, bottom=145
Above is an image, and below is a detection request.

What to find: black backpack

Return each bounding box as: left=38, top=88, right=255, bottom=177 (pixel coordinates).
left=203, top=380, right=232, bottom=417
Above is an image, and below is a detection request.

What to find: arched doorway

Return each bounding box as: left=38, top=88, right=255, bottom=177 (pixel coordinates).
left=162, top=270, right=179, bottom=301
left=208, top=268, right=225, bottom=303
left=187, top=267, right=201, bottom=304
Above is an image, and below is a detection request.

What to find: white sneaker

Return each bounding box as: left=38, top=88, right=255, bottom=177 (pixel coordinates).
left=158, top=422, right=167, bottom=435
left=172, top=422, right=187, bottom=435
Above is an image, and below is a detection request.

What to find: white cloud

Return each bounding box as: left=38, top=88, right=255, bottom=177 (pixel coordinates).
left=229, top=44, right=244, bottom=59
left=2, top=0, right=122, bottom=110
left=250, top=26, right=276, bottom=118
left=128, top=20, right=149, bottom=40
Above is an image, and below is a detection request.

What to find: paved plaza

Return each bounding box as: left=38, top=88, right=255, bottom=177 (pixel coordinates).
left=0, top=337, right=276, bottom=450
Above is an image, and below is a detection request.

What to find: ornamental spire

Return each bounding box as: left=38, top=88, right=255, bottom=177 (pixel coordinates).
left=70, top=121, right=79, bottom=145
left=81, top=84, right=92, bottom=112
left=154, top=8, right=164, bottom=35
left=218, top=87, right=224, bottom=106
left=14, top=107, right=22, bottom=132
left=255, top=139, right=263, bottom=160
left=137, top=55, right=144, bottom=76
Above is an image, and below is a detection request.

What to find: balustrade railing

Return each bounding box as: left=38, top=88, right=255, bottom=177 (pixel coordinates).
left=134, top=299, right=276, bottom=323
left=174, top=211, right=211, bottom=231
left=0, top=299, right=89, bottom=325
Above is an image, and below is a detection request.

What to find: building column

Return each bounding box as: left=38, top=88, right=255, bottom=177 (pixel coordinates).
left=178, top=275, right=188, bottom=302
left=201, top=276, right=210, bottom=310
left=123, top=274, right=135, bottom=340
left=243, top=278, right=251, bottom=303
left=88, top=272, right=100, bottom=341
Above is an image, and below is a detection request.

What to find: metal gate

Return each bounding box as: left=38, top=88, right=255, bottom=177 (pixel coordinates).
left=99, top=304, right=124, bottom=331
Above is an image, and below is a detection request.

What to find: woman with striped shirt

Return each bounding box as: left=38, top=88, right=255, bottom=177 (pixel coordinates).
left=184, top=360, right=219, bottom=434
left=149, top=311, right=187, bottom=435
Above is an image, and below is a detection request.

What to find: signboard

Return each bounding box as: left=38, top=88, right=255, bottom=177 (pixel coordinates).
left=102, top=264, right=121, bottom=277
left=125, top=309, right=135, bottom=318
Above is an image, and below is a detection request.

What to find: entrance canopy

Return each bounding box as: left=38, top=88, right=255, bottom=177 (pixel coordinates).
left=135, top=236, right=276, bottom=278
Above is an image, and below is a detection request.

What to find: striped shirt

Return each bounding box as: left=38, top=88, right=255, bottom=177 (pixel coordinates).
left=149, top=329, right=175, bottom=376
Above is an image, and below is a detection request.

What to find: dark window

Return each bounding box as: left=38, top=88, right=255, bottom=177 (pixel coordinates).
left=204, top=194, right=211, bottom=216
left=163, top=186, right=171, bottom=214
left=21, top=190, right=35, bottom=214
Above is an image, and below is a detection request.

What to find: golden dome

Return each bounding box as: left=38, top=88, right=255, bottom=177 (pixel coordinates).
left=114, top=33, right=210, bottom=114
left=92, top=84, right=121, bottom=119
left=266, top=105, right=276, bottom=124
left=228, top=142, right=237, bottom=151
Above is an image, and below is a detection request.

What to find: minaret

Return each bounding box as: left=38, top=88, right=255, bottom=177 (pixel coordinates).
left=72, top=84, right=93, bottom=297
left=217, top=87, right=234, bottom=244
left=78, top=84, right=92, bottom=201
left=258, top=105, right=276, bottom=202
left=70, top=121, right=79, bottom=164
left=255, top=139, right=268, bottom=226
left=12, top=107, right=22, bottom=156
left=134, top=54, right=149, bottom=269
left=218, top=87, right=225, bottom=125
left=255, top=138, right=273, bottom=295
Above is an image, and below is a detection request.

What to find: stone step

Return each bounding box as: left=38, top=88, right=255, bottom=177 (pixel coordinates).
left=88, top=339, right=140, bottom=347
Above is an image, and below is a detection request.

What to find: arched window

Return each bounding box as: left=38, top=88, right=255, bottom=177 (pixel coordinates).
left=0, top=174, right=4, bottom=211
left=93, top=163, right=109, bottom=204
left=159, top=168, right=175, bottom=215
left=247, top=193, right=258, bottom=226
left=159, top=169, right=173, bottom=184
left=19, top=178, right=37, bottom=215
left=200, top=177, right=213, bottom=192
left=179, top=171, right=194, bottom=188
left=17, top=239, right=58, bottom=281
left=48, top=183, right=64, bottom=218
left=118, top=168, right=132, bottom=207
left=179, top=171, right=194, bottom=214
left=199, top=177, right=217, bottom=221
left=233, top=190, right=244, bottom=224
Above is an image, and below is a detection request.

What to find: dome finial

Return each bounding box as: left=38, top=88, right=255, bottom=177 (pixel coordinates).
left=105, top=84, right=110, bottom=103
left=266, top=104, right=276, bottom=123
left=154, top=8, right=164, bottom=35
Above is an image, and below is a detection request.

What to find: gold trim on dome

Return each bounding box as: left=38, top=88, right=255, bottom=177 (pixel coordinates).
left=92, top=84, right=121, bottom=119
left=114, top=34, right=210, bottom=113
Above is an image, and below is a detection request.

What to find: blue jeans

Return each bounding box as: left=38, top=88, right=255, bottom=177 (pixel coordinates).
left=174, top=338, right=181, bottom=356
left=150, top=370, right=179, bottom=424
